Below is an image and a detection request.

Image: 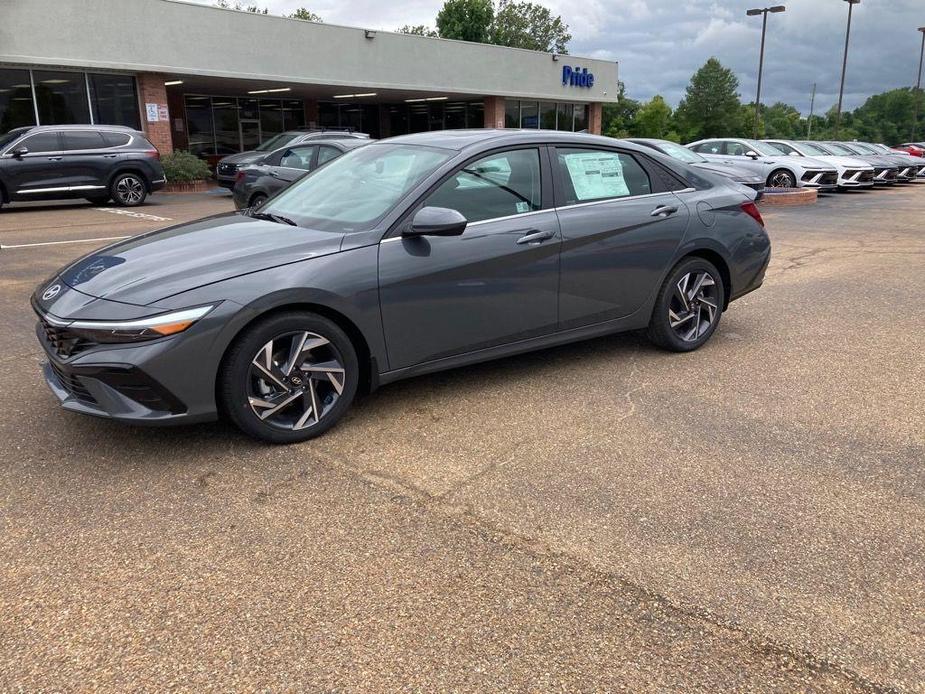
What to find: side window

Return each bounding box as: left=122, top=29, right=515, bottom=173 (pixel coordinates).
left=556, top=148, right=651, bottom=204
left=316, top=145, right=341, bottom=167
left=101, top=131, right=132, bottom=147
left=726, top=141, right=747, bottom=156
left=772, top=142, right=797, bottom=155
left=20, top=132, right=61, bottom=153
left=425, top=148, right=541, bottom=224
left=61, top=131, right=107, bottom=151
left=279, top=145, right=315, bottom=170
left=694, top=142, right=722, bottom=155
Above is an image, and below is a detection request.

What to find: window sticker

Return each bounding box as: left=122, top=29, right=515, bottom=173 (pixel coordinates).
left=515, top=201, right=530, bottom=213
left=564, top=152, right=629, bottom=200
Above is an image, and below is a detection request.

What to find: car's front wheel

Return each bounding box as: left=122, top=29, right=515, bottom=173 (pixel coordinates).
left=111, top=173, right=147, bottom=207
left=647, top=257, right=725, bottom=352
left=219, top=312, right=359, bottom=443
left=249, top=193, right=267, bottom=208
left=767, top=169, right=796, bottom=188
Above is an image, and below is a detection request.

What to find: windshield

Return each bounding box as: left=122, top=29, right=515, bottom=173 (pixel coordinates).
left=798, top=142, right=829, bottom=156
left=744, top=139, right=784, bottom=157
left=825, top=142, right=856, bottom=155
left=849, top=142, right=876, bottom=154
left=0, top=127, right=31, bottom=151
left=262, top=143, right=453, bottom=233
left=655, top=141, right=704, bottom=163
left=256, top=132, right=300, bottom=152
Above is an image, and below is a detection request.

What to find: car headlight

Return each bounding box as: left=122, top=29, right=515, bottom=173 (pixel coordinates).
left=64, top=305, right=216, bottom=344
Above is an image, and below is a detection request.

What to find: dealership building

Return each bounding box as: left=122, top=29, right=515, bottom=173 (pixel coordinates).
left=0, top=0, right=619, bottom=160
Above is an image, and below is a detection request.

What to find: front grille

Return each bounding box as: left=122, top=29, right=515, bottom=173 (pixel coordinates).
left=49, top=360, right=97, bottom=405
left=858, top=170, right=874, bottom=182
left=41, top=318, right=96, bottom=359
left=820, top=171, right=838, bottom=185
left=885, top=169, right=898, bottom=180
left=217, top=163, right=237, bottom=176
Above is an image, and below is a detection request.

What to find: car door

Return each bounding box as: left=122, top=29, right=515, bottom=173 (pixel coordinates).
left=378, top=145, right=561, bottom=370
left=58, top=130, right=109, bottom=192
left=552, top=145, right=691, bottom=330
left=267, top=144, right=317, bottom=193
left=4, top=131, right=65, bottom=196
left=711, top=139, right=770, bottom=178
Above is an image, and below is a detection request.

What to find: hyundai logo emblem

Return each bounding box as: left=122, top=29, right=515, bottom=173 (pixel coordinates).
left=42, top=284, right=61, bottom=301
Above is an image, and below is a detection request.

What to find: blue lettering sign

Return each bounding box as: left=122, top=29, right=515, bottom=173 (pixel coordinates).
left=562, top=65, right=594, bottom=88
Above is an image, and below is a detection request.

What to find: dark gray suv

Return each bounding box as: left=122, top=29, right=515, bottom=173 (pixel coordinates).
left=33, top=130, right=770, bottom=444
left=0, top=124, right=165, bottom=209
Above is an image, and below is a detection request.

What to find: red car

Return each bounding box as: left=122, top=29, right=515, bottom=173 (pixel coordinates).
left=894, top=143, right=925, bottom=157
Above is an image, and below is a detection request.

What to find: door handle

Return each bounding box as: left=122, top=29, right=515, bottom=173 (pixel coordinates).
left=47, top=156, right=62, bottom=161
left=516, top=229, right=556, bottom=245
left=103, top=154, right=117, bottom=159
left=650, top=205, right=678, bottom=217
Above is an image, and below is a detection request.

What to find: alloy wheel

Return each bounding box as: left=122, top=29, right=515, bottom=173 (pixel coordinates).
left=668, top=271, right=719, bottom=342
left=116, top=175, right=145, bottom=205
left=246, top=331, right=346, bottom=430
left=769, top=170, right=796, bottom=188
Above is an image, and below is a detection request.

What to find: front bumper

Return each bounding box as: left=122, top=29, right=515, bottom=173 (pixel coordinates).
left=34, top=301, right=243, bottom=426
left=215, top=162, right=238, bottom=189
left=838, top=169, right=875, bottom=188
left=801, top=169, right=839, bottom=191
left=873, top=167, right=898, bottom=184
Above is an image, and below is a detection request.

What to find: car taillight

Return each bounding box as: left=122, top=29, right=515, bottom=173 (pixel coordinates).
left=741, top=201, right=764, bottom=227
left=144, top=148, right=160, bottom=160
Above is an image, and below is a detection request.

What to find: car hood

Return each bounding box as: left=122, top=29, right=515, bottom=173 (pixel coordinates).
left=691, top=161, right=763, bottom=183
left=218, top=151, right=267, bottom=166
left=815, top=155, right=872, bottom=169
left=51, top=214, right=345, bottom=307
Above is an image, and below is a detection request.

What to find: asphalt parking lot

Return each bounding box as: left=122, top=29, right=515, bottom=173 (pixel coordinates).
left=1, top=187, right=922, bottom=691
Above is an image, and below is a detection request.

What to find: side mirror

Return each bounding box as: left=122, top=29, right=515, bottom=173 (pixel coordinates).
left=11, top=146, right=28, bottom=158
left=745, top=150, right=759, bottom=159
left=405, top=206, right=467, bottom=238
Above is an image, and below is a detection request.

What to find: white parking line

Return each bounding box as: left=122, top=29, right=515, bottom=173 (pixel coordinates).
left=95, top=208, right=172, bottom=222
left=0, top=235, right=131, bottom=249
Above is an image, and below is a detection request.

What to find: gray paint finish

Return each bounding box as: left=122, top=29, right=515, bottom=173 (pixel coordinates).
left=0, top=0, right=619, bottom=103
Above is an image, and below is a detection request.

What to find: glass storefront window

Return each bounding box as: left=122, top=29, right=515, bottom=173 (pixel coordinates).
left=88, top=73, right=139, bottom=129
left=540, top=101, right=557, bottom=129
left=504, top=101, right=519, bottom=128
left=520, top=101, right=539, bottom=128
left=282, top=100, right=305, bottom=130
left=212, top=98, right=240, bottom=156
left=574, top=104, right=588, bottom=132
left=428, top=102, right=444, bottom=131
left=259, top=99, right=284, bottom=137
left=184, top=96, right=214, bottom=158
left=445, top=102, right=466, bottom=129
left=0, top=68, right=36, bottom=132
left=408, top=104, right=429, bottom=132
left=557, top=103, right=572, bottom=131
left=467, top=102, right=484, bottom=128
left=33, top=70, right=90, bottom=125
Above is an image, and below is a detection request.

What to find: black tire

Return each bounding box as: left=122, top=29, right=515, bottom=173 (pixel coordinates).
left=647, top=257, right=725, bottom=352
left=85, top=195, right=110, bottom=205
left=250, top=193, right=268, bottom=208
left=767, top=169, right=796, bottom=188
left=110, top=172, right=148, bottom=207
left=219, top=311, right=359, bottom=444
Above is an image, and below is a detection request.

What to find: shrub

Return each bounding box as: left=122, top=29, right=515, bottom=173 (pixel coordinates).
left=161, top=150, right=211, bottom=183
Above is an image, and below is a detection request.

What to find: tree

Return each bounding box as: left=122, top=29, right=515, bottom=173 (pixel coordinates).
left=287, top=7, right=322, bottom=21
left=673, top=58, right=743, bottom=141
left=632, top=95, right=672, bottom=138
left=398, top=24, right=439, bottom=37
left=435, top=0, right=494, bottom=43
left=489, top=0, right=571, bottom=53
left=602, top=82, right=640, bottom=138
left=850, top=88, right=916, bottom=143
left=762, top=102, right=802, bottom=139
left=214, top=1, right=267, bottom=12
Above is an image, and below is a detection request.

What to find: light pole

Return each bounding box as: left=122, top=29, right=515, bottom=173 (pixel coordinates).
left=834, top=0, right=861, bottom=139
left=911, top=27, right=925, bottom=142
left=746, top=5, right=786, bottom=139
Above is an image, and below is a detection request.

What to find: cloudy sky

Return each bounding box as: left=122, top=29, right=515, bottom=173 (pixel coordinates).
left=187, top=0, right=925, bottom=114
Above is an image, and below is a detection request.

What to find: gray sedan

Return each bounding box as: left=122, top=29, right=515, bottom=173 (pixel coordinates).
left=626, top=138, right=765, bottom=198
left=33, top=131, right=770, bottom=443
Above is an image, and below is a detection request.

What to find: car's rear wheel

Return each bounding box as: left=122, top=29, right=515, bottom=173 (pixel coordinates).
left=111, top=173, right=147, bottom=207
left=250, top=193, right=267, bottom=208
left=85, top=195, right=110, bottom=205
left=219, top=312, right=359, bottom=444
left=767, top=169, right=796, bottom=188
left=647, top=257, right=724, bottom=352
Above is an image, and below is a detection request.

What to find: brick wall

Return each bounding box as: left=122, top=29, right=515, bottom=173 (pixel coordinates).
left=483, top=96, right=506, bottom=129
left=589, top=103, right=603, bottom=135
left=136, top=72, right=173, bottom=155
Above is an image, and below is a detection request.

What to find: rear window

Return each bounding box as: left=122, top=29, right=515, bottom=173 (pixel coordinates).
left=62, top=131, right=107, bottom=151
left=101, top=131, right=132, bottom=147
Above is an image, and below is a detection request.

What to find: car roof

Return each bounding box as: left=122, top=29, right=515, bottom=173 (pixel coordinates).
left=382, top=129, right=655, bottom=154
left=19, top=124, right=141, bottom=133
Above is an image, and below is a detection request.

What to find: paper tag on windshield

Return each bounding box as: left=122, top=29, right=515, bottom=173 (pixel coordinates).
left=515, top=202, right=530, bottom=213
